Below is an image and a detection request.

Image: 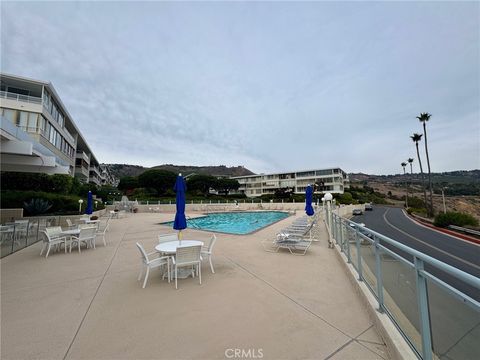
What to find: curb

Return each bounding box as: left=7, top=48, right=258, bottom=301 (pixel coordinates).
left=407, top=213, right=480, bottom=245
left=332, top=244, right=417, bottom=360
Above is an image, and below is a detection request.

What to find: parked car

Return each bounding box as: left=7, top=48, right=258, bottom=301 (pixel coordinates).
left=349, top=222, right=374, bottom=241
left=352, top=208, right=363, bottom=215
left=365, top=204, right=373, bottom=211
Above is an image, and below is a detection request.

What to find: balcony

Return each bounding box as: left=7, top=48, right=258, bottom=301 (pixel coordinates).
left=75, top=151, right=90, bottom=163
left=62, top=128, right=75, bottom=145
left=0, top=90, right=42, bottom=104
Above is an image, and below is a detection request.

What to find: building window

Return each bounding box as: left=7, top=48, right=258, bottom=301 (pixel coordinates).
left=297, top=171, right=315, bottom=177
left=18, top=111, right=28, bottom=128
left=28, top=112, right=38, bottom=130
left=2, top=108, right=17, bottom=123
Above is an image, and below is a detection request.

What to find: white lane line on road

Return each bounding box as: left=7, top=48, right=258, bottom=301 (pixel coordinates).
left=382, top=209, right=480, bottom=271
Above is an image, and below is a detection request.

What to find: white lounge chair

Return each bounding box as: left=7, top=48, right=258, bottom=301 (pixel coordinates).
left=136, top=242, right=170, bottom=288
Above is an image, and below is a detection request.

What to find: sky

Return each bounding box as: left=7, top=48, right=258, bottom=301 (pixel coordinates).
left=1, top=1, right=479, bottom=175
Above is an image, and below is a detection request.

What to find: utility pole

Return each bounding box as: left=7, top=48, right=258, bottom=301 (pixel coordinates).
left=441, top=187, right=448, bottom=214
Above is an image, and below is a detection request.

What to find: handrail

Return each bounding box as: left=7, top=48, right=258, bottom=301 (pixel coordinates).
left=331, top=212, right=479, bottom=360
left=341, top=216, right=480, bottom=289
left=0, top=90, right=42, bottom=104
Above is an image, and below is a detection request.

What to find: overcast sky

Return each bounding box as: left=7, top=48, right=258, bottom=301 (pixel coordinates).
left=2, top=1, right=479, bottom=175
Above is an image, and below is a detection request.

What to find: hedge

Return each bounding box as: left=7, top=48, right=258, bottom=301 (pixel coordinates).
left=1, top=191, right=105, bottom=216
left=1, top=172, right=73, bottom=194
left=433, top=211, right=479, bottom=228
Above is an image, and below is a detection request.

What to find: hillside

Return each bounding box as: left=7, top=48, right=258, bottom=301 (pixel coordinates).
left=103, top=164, right=255, bottom=179
left=349, top=170, right=480, bottom=220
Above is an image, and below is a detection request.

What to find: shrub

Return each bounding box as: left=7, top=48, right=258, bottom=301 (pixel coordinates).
left=2, top=191, right=81, bottom=215
left=407, top=207, right=428, bottom=217
left=23, top=198, right=52, bottom=216
left=434, top=212, right=479, bottom=228
left=0, top=172, right=72, bottom=194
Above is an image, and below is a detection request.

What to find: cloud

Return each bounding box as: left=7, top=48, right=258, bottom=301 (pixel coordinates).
left=1, top=1, right=478, bottom=175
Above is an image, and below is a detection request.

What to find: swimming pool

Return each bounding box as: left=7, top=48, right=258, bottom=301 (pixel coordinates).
left=161, top=211, right=290, bottom=235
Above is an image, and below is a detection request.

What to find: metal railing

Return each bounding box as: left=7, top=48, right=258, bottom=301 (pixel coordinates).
left=0, top=90, right=42, bottom=104
left=329, top=212, right=480, bottom=360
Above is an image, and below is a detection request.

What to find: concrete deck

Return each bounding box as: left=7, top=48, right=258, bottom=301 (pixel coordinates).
left=1, top=212, right=389, bottom=359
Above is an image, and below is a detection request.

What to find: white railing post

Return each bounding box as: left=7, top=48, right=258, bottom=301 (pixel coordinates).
left=414, top=257, right=433, bottom=360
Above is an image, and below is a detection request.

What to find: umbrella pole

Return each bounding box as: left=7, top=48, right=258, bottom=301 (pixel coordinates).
left=178, top=230, right=182, bottom=245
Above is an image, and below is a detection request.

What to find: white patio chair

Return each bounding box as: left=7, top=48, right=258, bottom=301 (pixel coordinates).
left=70, top=227, right=97, bottom=253
left=201, top=234, right=217, bottom=273
left=172, top=245, right=202, bottom=289
left=158, top=233, right=178, bottom=244
left=0, top=224, right=16, bottom=247
left=45, top=226, right=63, bottom=239
left=40, top=230, right=68, bottom=258
left=136, top=242, right=171, bottom=288
left=96, top=223, right=109, bottom=247
left=14, top=220, right=29, bottom=244
left=65, top=218, right=77, bottom=229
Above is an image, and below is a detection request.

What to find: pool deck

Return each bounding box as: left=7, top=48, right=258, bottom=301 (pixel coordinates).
left=1, top=212, right=389, bottom=359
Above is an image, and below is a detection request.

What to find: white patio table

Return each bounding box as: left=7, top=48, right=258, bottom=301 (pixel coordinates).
left=61, top=229, right=81, bottom=236
left=155, top=240, right=204, bottom=279
left=155, top=240, right=203, bottom=254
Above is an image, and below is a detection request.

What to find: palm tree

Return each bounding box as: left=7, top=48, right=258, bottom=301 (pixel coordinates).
left=407, top=158, right=414, bottom=203
left=417, top=112, right=433, bottom=216
left=411, top=133, right=428, bottom=214
left=408, top=158, right=414, bottom=175
left=401, top=162, right=408, bottom=207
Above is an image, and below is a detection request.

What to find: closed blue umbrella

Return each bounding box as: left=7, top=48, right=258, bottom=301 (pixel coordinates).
left=173, top=174, right=187, bottom=242
left=85, top=191, right=93, bottom=215
left=305, top=185, right=315, bottom=216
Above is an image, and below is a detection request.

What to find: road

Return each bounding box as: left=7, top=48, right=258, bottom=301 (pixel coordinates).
left=351, top=206, right=480, bottom=300
left=349, top=206, right=480, bottom=359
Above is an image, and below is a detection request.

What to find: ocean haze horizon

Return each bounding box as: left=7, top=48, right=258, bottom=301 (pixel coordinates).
left=1, top=1, right=478, bottom=175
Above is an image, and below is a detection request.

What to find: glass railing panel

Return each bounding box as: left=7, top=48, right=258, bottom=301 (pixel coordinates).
left=0, top=225, right=15, bottom=257
left=346, top=226, right=358, bottom=270
left=359, top=240, right=377, bottom=296
left=27, top=220, right=40, bottom=246
left=381, top=254, right=422, bottom=356
left=427, top=277, right=480, bottom=360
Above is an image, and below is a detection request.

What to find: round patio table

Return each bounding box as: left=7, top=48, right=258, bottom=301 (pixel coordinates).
left=155, top=240, right=203, bottom=254
left=155, top=240, right=204, bottom=279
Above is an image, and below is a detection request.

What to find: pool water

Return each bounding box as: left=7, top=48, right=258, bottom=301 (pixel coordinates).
left=162, top=211, right=290, bottom=235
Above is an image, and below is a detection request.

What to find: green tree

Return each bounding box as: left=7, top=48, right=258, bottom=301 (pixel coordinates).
left=138, top=170, right=176, bottom=195
left=411, top=133, right=429, bottom=215
left=417, top=112, right=434, bottom=216
left=213, top=178, right=240, bottom=195
left=187, top=174, right=217, bottom=196
left=48, top=174, right=73, bottom=194
left=118, top=176, right=140, bottom=193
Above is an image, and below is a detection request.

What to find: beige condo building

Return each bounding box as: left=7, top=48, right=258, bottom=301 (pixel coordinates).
left=0, top=73, right=116, bottom=186
left=231, top=168, right=349, bottom=197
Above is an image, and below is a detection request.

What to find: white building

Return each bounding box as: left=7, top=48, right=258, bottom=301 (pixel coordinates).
left=231, top=168, right=349, bottom=197
left=0, top=73, right=116, bottom=186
